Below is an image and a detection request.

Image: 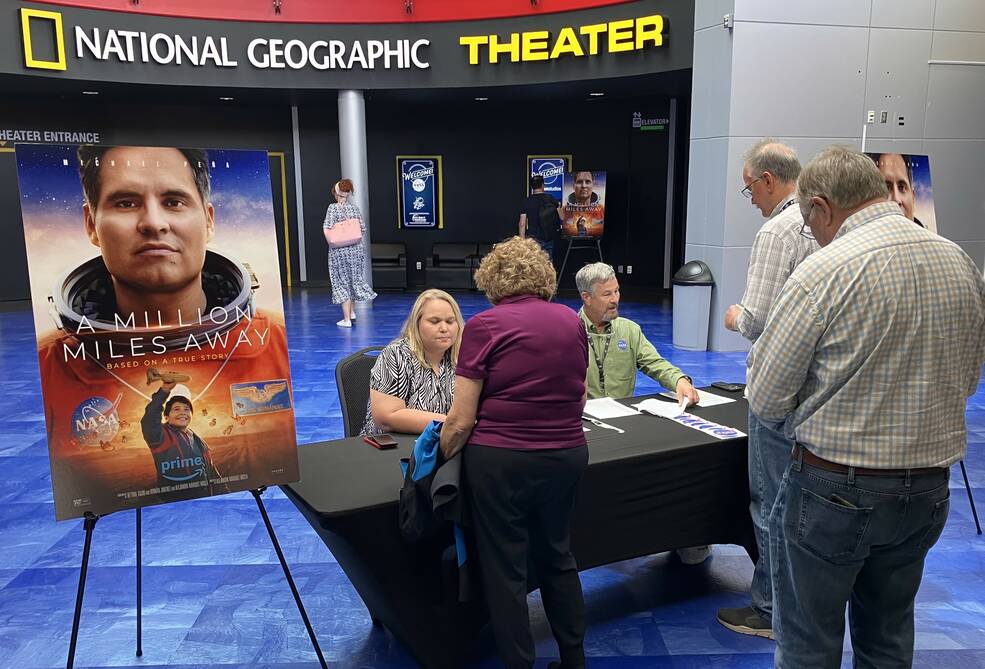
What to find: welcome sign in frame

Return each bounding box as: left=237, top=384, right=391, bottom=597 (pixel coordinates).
left=397, top=155, right=443, bottom=229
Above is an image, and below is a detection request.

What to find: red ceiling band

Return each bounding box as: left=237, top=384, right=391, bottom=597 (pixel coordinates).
left=30, top=0, right=635, bottom=24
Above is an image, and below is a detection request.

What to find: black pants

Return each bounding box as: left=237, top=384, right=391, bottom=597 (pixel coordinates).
left=464, top=443, right=589, bottom=669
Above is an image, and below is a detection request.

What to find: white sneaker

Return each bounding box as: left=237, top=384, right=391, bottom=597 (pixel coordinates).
left=350, top=312, right=356, bottom=320
left=676, top=545, right=712, bottom=565
left=336, top=319, right=352, bottom=328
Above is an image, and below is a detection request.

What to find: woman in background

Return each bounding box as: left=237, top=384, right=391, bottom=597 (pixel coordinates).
left=361, top=289, right=464, bottom=436
left=323, top=178, right=376, bottom=327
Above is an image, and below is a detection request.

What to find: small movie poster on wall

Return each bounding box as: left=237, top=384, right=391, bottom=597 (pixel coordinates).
left=561, top=170, right=606, bottom=238
left=15, top=143, right=300, bottom=520
left=865, top=152, right=936, bottom=233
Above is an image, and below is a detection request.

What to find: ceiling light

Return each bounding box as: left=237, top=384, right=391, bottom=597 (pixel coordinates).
left=589, top=92, right=605, bottom=97
left=474, top=96, right=488, bottom=101
left=219, top=96, right=235, bottom=101
left=81, top=90, right=99, bottom=95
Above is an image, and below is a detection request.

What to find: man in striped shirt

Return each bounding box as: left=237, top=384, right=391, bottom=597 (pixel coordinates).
left=748, top=146, right=985, bottom=668
left=718, top=140, right=818, bottom=640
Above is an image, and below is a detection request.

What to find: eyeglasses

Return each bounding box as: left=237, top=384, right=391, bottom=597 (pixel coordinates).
left=740, top=176, right=763, bottom=199
left=799, top=199, right=817, bottom=240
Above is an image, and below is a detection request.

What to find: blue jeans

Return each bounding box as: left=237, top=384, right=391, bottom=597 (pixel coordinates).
left=748, top=409, right=792, bottom=622
left=769, top=449, right=950, bottom=669
left=534, top=238, right=554, bottom=258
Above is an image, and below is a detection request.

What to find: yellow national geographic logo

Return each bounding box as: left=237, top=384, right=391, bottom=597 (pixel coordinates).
left=21, top=8, right=67, bottom=71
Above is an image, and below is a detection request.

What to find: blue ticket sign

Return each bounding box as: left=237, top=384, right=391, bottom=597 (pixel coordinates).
left=397, top=156, right=442, bottom=228
left=528, top=155, right=571, bottom=201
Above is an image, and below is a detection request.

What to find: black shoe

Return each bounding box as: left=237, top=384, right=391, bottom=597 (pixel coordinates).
left=716, top=606, right=774, bottom=640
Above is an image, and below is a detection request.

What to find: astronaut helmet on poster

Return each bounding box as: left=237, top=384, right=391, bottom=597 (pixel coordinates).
left=561, top=170, right=606, bottom=238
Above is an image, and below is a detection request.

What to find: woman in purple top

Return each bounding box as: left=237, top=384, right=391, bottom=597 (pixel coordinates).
left=441, top=237, right=589, bottom=669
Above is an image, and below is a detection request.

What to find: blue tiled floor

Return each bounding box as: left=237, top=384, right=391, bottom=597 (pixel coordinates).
left=0, top=288, right=983, bottom=668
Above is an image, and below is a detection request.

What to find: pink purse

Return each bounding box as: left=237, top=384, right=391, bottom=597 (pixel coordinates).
left=324, top=218, right=362, bottom=249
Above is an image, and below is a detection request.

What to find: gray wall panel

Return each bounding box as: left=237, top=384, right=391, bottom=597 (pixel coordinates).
left=925, top=65, right=985, bottom=139
left=923, top=139, right=985, bottom=242
left=930, top=30, right=985, bottom=60
left=695, top=0, right=736, bottom=31
left=735, top=0, right=871, bottom=27
left=870, top=0, right=936, bottom=30
left=934, top=0, right=985, bottom=32
left=863, top=29, right=932, bottom=140
left=729, top=23, right=868, bottom=138
left=685, top=137, right=730, bottom=246
left=690, top=26, right=734, bottom=139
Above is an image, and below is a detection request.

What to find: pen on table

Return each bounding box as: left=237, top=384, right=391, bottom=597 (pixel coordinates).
left=678, top=397, right=689, bottom=413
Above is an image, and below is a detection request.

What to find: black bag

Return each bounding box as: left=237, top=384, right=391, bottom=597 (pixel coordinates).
left=398, top=452, right=442, bottom=542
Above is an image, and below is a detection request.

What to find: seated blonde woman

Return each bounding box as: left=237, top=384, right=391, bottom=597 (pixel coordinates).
left=361, top=289, right=465, bottom=436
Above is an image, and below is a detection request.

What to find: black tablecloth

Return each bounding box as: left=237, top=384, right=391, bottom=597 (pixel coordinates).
left=283, top=391, right=754, bottom=668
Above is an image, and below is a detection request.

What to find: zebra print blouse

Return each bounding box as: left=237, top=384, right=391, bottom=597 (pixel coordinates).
left=360, top=337, right=455, bottom=436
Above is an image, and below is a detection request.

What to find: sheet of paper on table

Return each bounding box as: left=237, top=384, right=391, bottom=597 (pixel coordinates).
left=633, top=398, right=686, bottom=418
left=658, top=389, right=736, bottom=407
left=583, top=397, right=640, bottom=419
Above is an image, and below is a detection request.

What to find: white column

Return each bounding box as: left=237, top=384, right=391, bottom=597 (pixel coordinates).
left=338, top=90, right=373, bottom=288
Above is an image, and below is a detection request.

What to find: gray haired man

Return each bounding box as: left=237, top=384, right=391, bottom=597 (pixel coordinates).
left=750, top=147, right=985, bottom=667
left=576, top=262, right=709, bottom=565
left=718, top=140, right=818, bottom=639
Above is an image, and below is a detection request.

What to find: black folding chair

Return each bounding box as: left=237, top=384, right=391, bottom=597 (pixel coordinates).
left=335, top=346, right=384, bottom=438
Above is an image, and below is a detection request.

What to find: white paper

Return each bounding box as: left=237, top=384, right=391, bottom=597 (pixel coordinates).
left=659, top=389, right=736, bottom=407
left=633, top=398, right=686, bottom=418
left=694, top=389, right=736, bottom=406
left=584, top=397, right=640, bottom=419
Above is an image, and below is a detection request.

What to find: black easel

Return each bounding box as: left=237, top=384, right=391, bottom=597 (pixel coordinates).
left=251, top=487, right=328, bottom=668
left=129, top=491, right=328, bottom=668
left=959, top=460, right=982, bottom=535
left=136, top=507, right=143, bottom=657
left=67, top=512, right=99, bottom=669
left=558, top=237, right=604, bottom=285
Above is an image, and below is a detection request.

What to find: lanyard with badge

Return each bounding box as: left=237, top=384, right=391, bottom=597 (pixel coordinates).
left=587, top=325, right=613, bottom=396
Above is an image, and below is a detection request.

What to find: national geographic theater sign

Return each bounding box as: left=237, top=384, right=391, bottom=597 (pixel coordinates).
left=5, top=0, right=692, bottom=89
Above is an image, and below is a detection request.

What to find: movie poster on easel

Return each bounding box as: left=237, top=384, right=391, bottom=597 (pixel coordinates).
left=561, top=170, right=606, bottom=238
left=15, top=144, right=300, bottom=521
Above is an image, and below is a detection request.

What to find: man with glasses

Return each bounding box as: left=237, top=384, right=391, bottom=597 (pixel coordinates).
left=749, top=146, right=985, bottom=667
left=718, top=139, right=818, bottom=640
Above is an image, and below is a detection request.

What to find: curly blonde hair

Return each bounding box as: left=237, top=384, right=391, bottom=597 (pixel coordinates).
left=473, top=236, right=557, bottom=303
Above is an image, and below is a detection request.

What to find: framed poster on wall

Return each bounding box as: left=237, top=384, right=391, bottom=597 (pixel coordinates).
left=15, top=143, right=300, bottom=520
left=527, top=155, right=571, bottom=201
left=397, top=155, right=443, bottom=229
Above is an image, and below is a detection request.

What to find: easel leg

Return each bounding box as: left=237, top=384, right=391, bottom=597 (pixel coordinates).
left=251, top=488, right=328, bottom=669
left=67, top=512, right=99, bottom=669
left=136, top=507, right=143, bottom=656
left=959, top=460, right=982, bottom=535
left=596, top=239, right=604, bottom=263
left=558, top=238, right=573, bottom=284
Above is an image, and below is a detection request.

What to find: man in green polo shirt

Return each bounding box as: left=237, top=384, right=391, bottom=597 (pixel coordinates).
left=577, top=262, right=699, bottom=406
left=576, top=262, right=708, bottom=565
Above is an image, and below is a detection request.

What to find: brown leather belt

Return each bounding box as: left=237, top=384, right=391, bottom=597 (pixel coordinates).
left=792, top=443, right=944, bottom=477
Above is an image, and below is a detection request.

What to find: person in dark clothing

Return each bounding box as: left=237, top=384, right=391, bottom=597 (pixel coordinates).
left=518, top=174, right=561, bottom=260
left=441, top=237, right=589, bottom=669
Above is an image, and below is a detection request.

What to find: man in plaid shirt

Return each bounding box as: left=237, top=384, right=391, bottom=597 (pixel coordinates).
left=749, top=147, right=985, bottom=668
left=718, top=140, right=818, bottom=640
